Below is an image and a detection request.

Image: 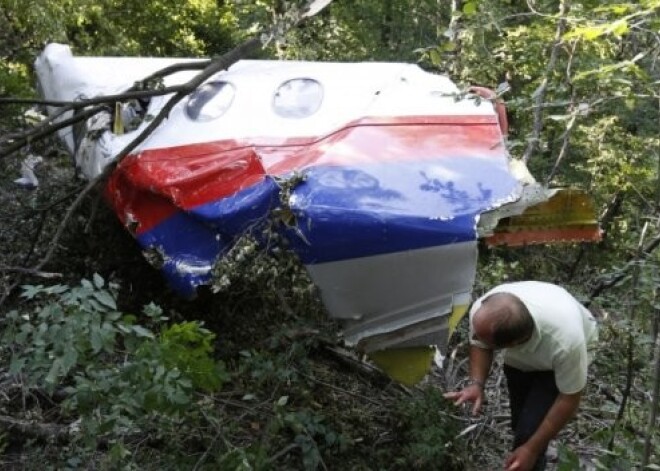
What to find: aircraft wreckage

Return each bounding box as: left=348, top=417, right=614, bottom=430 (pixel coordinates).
left=34, top=43, right=600, bottom=384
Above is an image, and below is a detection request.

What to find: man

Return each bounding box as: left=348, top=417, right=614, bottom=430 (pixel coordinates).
left=444, top=281, right=598, bottom=471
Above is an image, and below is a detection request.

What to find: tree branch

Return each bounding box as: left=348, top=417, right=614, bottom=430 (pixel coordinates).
left=1, top=0, right=335, bottom=303
left=0, top=105, right=105, bottom=157
left=0, top=414, right=70, bottom=443
left=608, top=222, right=648, bottom=451
left=0, top=85, right=190, bottom=108
left=545, top=40, right=578, bottom=184
left=0, top=266, right=62, bottom=279
left=522, top=0, right=570, bottom=164
left=643, top=325, right=660, bottom=466
left=588, top=229, right=660, bottom=306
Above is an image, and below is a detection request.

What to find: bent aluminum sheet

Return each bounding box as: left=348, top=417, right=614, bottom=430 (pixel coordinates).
left=34, top=43, right=595, bottom=358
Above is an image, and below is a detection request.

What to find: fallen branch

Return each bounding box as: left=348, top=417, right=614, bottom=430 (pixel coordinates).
left=321, top=344, right=412, bottom=395
left=0, top=105, right=104, bottom=157
left=0, top=414, right=69, bottom=442
left=266, top=443, right=300, bottom=466
left=0, top=266, right=61, bottom=279
left=297, top=369, right=385, bottom=406
left=0, top=86, right=188, bottom=108
left=588, top=230, right=660, bottom=305
left=0, top=65, right=210, bottom=155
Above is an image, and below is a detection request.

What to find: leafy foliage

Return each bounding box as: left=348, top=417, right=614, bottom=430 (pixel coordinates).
left=0, top=266, right=469, bottom=469
left=1, top=277, right=228, bottom=450
left=394, top=387, right=465, bottom=470
left=2, top=0, right=660, bottom=468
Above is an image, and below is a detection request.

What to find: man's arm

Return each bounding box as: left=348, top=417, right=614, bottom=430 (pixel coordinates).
left=469, top=344, right=493, bottom=386
left=505, top=391, right=582, bottom=471
left=444, top=345, right=493, bottom=416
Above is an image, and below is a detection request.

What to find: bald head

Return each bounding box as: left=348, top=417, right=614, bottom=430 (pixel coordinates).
left=473, top=292, right=534, bottom=348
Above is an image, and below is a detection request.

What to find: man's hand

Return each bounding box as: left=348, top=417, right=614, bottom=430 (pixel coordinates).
left=504, top=392, right=581, bottom=471
left=445, top=345, right=492, bottom=416
left=443, top=383, right=484, bottom=416
left=504, top=444, right=538, bottom=471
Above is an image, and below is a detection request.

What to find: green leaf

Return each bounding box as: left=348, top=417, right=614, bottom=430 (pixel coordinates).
left=92, top=273, right=105, bottom=289
left=582, top=26, right=605, bottom=40
left=122, top=314, right=137, bottom=325
left=564, top=25, right=605, bottom=41
left=61, top=347, right=78, bottom=373
left=154, top=365, right=166, bottom=381
left=142, top=302, right=164, bottom=320
left=86, top=298, right=106, bottom=313
left=462, top=1, right=477, bottom=15
left=81, top=279, right=94, bottom=290
left=441, top=42, right=456, bottom=52
left=90, top=327, right=104, bottom=353
left=429, top=48, right=442, bottom=66
left=93, top=290, right=117, bottom=310
left=109, top=442, right=130, bottom=462
left=594, top=4, right=633, bottom=14
left=20, top=285, right=43, bottom=300
left=47, top=284, right=69, bottom=295
left=45, top=358, right=63, bottom=385
left=9, top=356, right=26, bottom=374
left=610, top=19, right=628, bottom=36
left=132, top=325, right=154, bottom=338
left=117, top=324, right=132, bottom=334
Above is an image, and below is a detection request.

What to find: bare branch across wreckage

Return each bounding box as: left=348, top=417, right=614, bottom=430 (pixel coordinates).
left=0, top=0, right=336, bottom=307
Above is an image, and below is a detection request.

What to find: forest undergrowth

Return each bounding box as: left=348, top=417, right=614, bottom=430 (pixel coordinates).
left=0, top=135, right=655, bottom=470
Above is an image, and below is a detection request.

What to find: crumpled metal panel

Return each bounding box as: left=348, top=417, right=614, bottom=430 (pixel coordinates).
left=483, top=188, right=602, bottom=247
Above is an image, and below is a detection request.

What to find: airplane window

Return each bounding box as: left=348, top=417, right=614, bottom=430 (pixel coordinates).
left=273, top=78, right=323, bottom=118
left=186, top=81, right=235, bottom=121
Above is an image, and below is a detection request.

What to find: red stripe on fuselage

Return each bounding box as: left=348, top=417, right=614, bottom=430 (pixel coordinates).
left=106, top=147, right=266, bottom=235
left=107, top=115, right=505, bottom=235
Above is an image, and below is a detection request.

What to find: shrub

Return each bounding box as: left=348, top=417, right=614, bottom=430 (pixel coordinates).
left=1, top=276, right=228, bottom=443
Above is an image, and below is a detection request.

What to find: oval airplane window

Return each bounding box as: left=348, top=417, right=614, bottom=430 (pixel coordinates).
left=186, top=81, right=235, bottom=121
left=273, top=78, right=323, bottom=118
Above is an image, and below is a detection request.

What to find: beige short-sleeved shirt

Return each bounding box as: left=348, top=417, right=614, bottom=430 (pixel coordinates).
left=469, top=281, right=598, bottom=394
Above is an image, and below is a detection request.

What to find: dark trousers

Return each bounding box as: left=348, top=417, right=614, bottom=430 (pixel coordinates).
left=503, top=364, right=559, bottom=471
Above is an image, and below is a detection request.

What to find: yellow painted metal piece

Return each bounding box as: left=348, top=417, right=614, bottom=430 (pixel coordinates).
left=448, top=303, right=469, bottom=338
left=113, top=102, right=124, bottom=135
left=369, top=304, right=469, bottom=385
left=368, top=346, right=435, bottom=386
left=486, top=188, right=601, bottom=246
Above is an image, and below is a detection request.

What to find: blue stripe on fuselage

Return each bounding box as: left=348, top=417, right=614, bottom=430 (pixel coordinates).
left=284, top=159, right=519, bottom=264
left=135, top=156, right=519, bottom=294
left=136, top=180, right=279, bottom=297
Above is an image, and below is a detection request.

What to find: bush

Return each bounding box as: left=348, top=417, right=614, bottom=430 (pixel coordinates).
left=1, top=276, right=228, bottom=446
left=394, top=387, right=466, bottom=470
